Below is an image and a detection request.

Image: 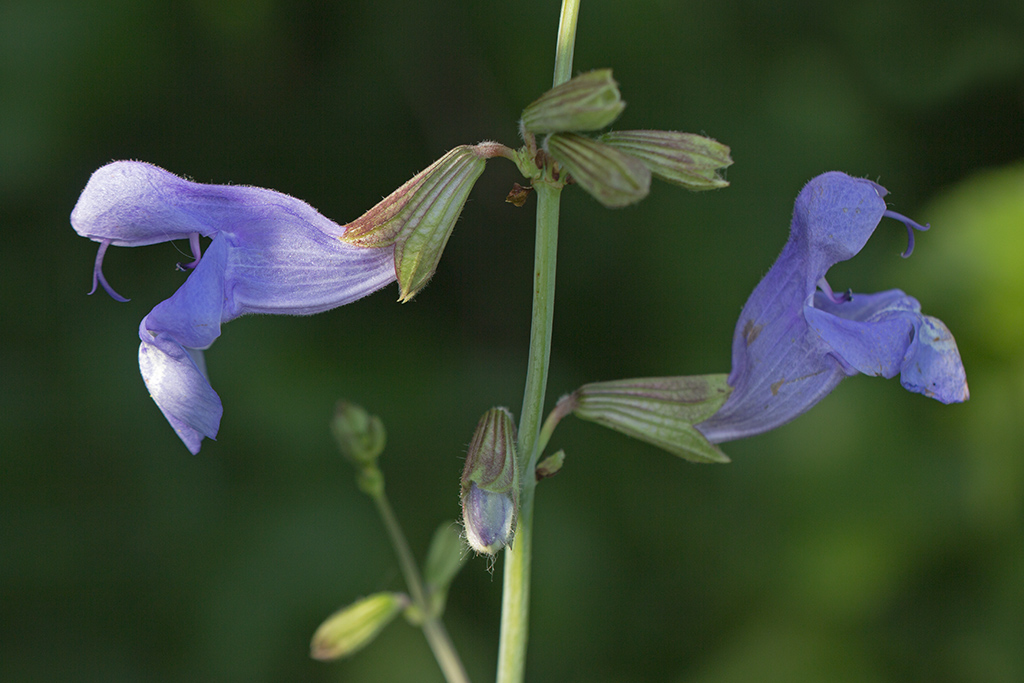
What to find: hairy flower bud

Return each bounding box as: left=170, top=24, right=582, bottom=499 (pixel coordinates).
left=460, top=408, right=519, bottom=554
left=571, top=375, right=733, bottom=463
left=310, top=592, right=407, bottom=661
left=600, top=130, right=732, bottom=191
left=545, top=133, right=651, bottom=208
left=341, top=145, right=489, bottom=302
left=520, top=69, right=625, bottom=134
left=331, top=401, right=387, bottom=468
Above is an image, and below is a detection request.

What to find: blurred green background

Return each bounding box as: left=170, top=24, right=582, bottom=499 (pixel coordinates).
left=3, top=0, right=1023, bottom=681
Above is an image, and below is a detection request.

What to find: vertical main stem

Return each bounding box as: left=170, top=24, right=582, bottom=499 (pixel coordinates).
left=495, top=3, right=580, bottom=681
left=551, top=0, right=581, bottom=88
left=496, top=183, right=560, bottom=683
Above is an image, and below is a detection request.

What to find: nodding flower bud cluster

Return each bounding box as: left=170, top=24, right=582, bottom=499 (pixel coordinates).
left=460, top=408, right=519, bottom=555
left=519, top=69, right=732, bottom=207
left=331, top=401, right=387, bottom=468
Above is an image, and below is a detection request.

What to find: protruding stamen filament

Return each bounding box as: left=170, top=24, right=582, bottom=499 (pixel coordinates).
left=817, top=277, right=852, bottom=304
left=89, top=240, right=130, bottom=302
left=176, top=233, right=203, bottom=271
left=884, top=210, right=930, bottom=258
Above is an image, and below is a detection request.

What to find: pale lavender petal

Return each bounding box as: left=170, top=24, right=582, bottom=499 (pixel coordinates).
left=223, top=220, right=396, bottom=319
left=138, top=237, right=229, bottom=453
left=138, top=334, right=222, bottom=455
left=899, top=316, right=969, bottom=403
left=462, top=483, right=514, bottom=554
left=141, top=235, right=229, bottom=350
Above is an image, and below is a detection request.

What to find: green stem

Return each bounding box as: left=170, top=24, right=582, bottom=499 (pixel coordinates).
left=536, top=394, right=576, bottom=457
left=495, top=183, right=560, bottom=683
left=495, top=3, right=580, bottom=680
left=552, top=0, right=581, bottom=88
left=372, top=485, right=470, bottom=683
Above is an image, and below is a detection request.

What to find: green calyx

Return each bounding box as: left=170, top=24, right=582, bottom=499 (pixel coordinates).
left=600, top=130, right=732, bottom=191
left=521, top=69, right=625, bottom=135
left=461, top=407, right=519, bottom=497
left=545, top=133, right=652, bottom=208
left=339, top=145, right=489, bottom=302
left=571, top=374, right=733, bottom=464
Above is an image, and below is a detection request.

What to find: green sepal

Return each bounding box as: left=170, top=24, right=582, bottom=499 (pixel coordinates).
left=340, top=145, right=488, bottom=302
left=521, top=69, right=625, bottom=134
left=545, top=133, right=651, bottom=208
left=572, top=374, right=732, bottom=464
left=460, top=408, right=518, bottom=497
left=599, top=130, right=732, bottom=191
left=310, top=592, right=407, bottom=661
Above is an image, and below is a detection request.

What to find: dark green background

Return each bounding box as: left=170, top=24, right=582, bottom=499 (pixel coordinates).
left=4, top=1, right=1023, bottom=681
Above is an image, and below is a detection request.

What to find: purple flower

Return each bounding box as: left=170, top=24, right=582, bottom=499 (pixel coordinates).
left=696, top=172, right=968, bottom=444
left=72, top=161, right=396, bottom=453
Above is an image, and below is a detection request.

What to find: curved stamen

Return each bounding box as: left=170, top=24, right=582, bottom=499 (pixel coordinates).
left=884, top=210, right=930, bottom=258
left=817, top=277, right=852, bottom=304
left=176, top=233, right=204, bottom=271
left=89, top=240, right=130, bottom=302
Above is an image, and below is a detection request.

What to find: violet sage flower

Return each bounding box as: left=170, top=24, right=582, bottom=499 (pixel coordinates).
left=72, top=161, right=397, bottom=454
left=695, top=172, right=968, bottom=444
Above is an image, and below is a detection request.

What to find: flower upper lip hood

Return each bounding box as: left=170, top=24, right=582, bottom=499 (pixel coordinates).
left=73, top=161, right=222, bottom=245
left=695, top=172, right=968, bottom=444
left=73, top=161, right=397, bottom=454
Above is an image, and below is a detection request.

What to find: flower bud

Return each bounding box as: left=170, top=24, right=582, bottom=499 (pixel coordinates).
left=545, top=133, right=651, bottom=208
left=572, top=374, right=733, bottom=463
left=331, top=401, right=386, bottom=468
left=310, top=592, right=407, bottom=661
left=535, top=449, right=565, bottom=480
left=340, top=145, right=488, bottom=302
left=521, top=69, right=625, bottom=134
left=460, top=408, right=519, bottom=554
left=600, top=130, right=732, bottom=191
